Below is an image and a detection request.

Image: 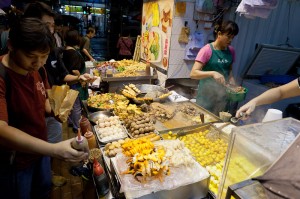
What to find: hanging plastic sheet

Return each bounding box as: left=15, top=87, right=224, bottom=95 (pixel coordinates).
left=254, top=134, right=300, bottom=198
left=236, top=0, right=278, bottom=19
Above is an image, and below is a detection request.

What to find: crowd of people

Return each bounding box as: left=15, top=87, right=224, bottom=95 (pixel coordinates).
left=0, top=2, right=95, bottom=198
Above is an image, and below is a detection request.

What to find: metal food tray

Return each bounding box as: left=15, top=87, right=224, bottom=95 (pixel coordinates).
left=160, top=123, right=229, bottom=142
left=109, top=156, right=209, bottom=199
left=160, top=124, right=229, bottom=199
left=88, top=111, right=114, bottom=125
left=154, top=101, right=221, bottom=132
left=127, top=129, right=161, bottom=139
left=116, top=84, right=170, bottom=104
left=94, top=124, right=129, bottom=145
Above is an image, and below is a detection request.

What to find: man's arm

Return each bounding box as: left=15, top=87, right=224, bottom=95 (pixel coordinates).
left=82, top=48, right=94, bottom=61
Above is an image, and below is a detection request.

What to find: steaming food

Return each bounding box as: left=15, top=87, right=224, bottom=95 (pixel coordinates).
left=227, top=86, right=246, bottom=93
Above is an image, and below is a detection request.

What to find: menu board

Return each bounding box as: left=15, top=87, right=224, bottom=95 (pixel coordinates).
left=141, top=0, right=174, bottom=69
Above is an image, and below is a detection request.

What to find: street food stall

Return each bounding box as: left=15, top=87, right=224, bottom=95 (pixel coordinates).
left=80, top=79, right=300, bottom=199
left=90, top=59, right=158, bottom=93
left=77, top=0, right=300, bottom=198
left=81, top=81, right=229, bottom=198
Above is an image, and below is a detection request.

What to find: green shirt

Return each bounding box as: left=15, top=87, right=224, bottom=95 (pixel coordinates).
left=196, top=43, right=233, bottom=114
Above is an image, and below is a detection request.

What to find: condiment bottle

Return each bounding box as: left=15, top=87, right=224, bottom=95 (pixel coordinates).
left=71, top=130, right=89, bottom=152
left=80, top=116, right=92, bottom=135
left=93, top=158, right=109, bottom=196
left=84, top=130, right=97, bottom=149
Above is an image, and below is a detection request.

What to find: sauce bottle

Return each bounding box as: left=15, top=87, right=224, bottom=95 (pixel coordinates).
left=93, top=158, right=109, bottom=196
left=71, top=130, right=89, bottom=152
left=84, top=130, right=97, bottom=149
left=80, top=116, right=92, bottom=135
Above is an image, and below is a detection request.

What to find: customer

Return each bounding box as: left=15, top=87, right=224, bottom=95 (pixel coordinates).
left=236, top=78, right=300, bottom=119
left=0, top=9, right=19, bottom=55
left=23, top=2, right=93, bottom=144
left=0, top=17, right=88, bottom=199
left=190, top=20, right=239, bottom=115
left=80, top=27, right=96, bottom=61
left=117, top=30, right=134, bottom=60
left=63, top=30, right=89, bottom=133
left=53, top=15, right=64, bottom=48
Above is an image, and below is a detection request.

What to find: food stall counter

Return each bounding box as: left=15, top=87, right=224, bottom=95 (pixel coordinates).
left=101, top=73, right=158, bottom=93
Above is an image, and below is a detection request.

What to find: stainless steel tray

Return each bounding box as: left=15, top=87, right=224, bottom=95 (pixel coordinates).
left=88, top=111, right=114, bottom=125
left=94, top=124, right=129, bottom=144
left=160, top=124, right=229, bottom=141
left=154, top=101, right=221, bottom=132
left=109, top=156, right=209, bottom=199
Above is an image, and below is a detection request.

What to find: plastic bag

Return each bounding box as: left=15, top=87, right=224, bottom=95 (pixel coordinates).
left=47, top=85, right=79, bottom=122
left=178, top=27, right=190, bottom=44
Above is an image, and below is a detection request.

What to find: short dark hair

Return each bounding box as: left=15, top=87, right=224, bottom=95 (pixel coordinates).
left=9, top=18, right=54, bottom=53
left=23, top=2, right=55, bottom=19
left=86, top=27, right=95, bottom=34
left=64, top=30, right=80, bottom=46
left=214, top=20, right=239, bottom=38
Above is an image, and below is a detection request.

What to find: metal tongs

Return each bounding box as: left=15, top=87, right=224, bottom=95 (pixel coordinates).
left=230, top=112, right=245, bottom=123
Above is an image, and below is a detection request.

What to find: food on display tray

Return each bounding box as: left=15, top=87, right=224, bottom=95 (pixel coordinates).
left=94, top=115, right=128, bottom=143
left=143, top=101, right=220, bottom=131
left=87, top=93, right=129, bottom=111
left=94, top=59, right=147, bottom=77
left=149, top=102, right=176, bottom=122
left=89, top=148, right=102, bottom=163
left=120, top=84, right=171, bottom=104
left=103, top=139, right=128, bottom=158
left=113, top=138, right=209, bottom=198
left=162, top=125, right=228, bottom=195
left=121, top=84, right=141, bottom=98
left=113, top=102, right=142, bottom=120
left=123, top=113, right=157, bottom=138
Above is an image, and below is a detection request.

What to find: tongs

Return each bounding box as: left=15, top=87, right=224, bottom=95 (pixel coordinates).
left=230, top=112, right=245, bottom=123
left=206, top=122, right=231, bottom=140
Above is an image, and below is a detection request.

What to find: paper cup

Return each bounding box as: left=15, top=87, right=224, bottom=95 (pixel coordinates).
left=219, top=112, right=232, bottom=122
left=262, top=109, right=283, bottom=122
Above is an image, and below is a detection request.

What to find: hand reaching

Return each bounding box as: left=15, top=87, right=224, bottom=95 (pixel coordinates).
left=72, top=70, right=80, bottom=76
left=52, top=138, right=89, bottom=163
left=212, top=72, right=225, bottom=85
left=236, top=101, right=257, bottom=119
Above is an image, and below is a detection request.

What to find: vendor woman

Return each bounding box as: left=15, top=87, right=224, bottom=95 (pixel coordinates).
left=190, top=20, right=239, bottom=115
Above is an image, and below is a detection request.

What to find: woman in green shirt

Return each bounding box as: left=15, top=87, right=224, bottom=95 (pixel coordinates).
left=190, top=21, right=239, bottom=115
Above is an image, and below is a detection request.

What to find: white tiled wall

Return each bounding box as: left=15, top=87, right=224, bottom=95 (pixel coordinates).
left=167, top=1, right=212, bottom=78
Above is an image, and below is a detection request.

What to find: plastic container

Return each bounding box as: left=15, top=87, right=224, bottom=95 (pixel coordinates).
left=219, top=112, right=232, bottom=122
left=84, top=130, right=98, bottom=149
left=71, top=130, right=89, bottom=152
left=226, top=87, right=248, bottom=102
left=80, top=116, right=92, bottom=135
left=218, top=118, right=300, bottom=199
left=262, top=109, right=282, bottom=122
